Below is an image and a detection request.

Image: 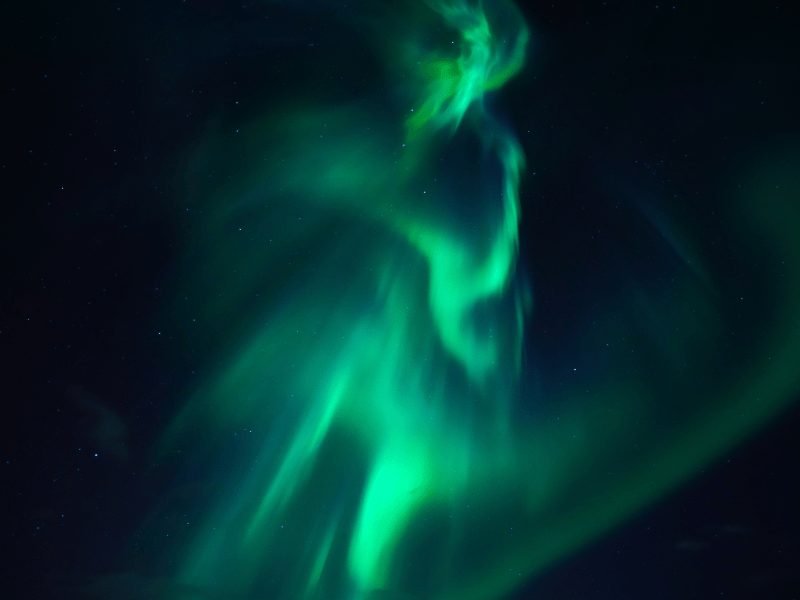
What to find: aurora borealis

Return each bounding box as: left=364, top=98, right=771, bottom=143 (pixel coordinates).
left=163, top=2, right=534, bottom=595
left=5, top=1, right=800, bottom=598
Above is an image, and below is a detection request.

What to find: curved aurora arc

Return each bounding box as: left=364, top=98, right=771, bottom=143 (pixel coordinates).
left=151, top=1, right=800, bottom=598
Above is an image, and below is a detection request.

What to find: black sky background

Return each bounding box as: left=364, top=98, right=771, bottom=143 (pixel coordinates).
left=2, top=1, right=800, bottom=598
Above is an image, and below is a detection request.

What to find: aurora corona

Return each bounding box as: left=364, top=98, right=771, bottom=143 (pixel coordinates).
left=149, top=1, right=800, bottom=599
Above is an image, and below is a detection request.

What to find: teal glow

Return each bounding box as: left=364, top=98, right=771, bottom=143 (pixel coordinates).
left=144, top=2, right=800, bottom=599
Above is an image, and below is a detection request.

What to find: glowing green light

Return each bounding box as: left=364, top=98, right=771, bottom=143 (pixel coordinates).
left=141, top=2, right=800, bottom=599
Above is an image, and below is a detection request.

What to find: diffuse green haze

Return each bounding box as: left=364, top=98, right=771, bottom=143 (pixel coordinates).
left=152, top=1, right=800, bottom=598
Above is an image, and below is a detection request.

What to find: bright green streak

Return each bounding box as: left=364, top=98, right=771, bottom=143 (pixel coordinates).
left=403, top=0, right=528, bottom=384
left=147, top=2, right=800, bottom=599
left=407, top=1, right=528, bottom=135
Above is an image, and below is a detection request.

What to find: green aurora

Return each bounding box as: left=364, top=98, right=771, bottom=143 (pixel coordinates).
left=146, top=1, right=800, bottom=598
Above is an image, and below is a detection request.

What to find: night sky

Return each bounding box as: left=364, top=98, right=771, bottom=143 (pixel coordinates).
left=3, top=1, right=800, bottom=599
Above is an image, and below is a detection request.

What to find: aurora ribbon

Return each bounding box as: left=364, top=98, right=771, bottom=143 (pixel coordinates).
left=146, top=1, right=800, bottom=598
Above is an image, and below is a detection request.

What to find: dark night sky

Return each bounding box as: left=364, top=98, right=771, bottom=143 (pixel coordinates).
left=2, top=1, right=800, bottom=599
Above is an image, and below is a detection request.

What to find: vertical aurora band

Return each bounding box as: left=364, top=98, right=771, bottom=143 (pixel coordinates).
left=151, top=1, right=800, bottom=599
left=170, top=1, right=531, bottom=595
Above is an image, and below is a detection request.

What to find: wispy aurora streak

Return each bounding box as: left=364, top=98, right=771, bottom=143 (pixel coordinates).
left=154, top=1, right=800, bottom=598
